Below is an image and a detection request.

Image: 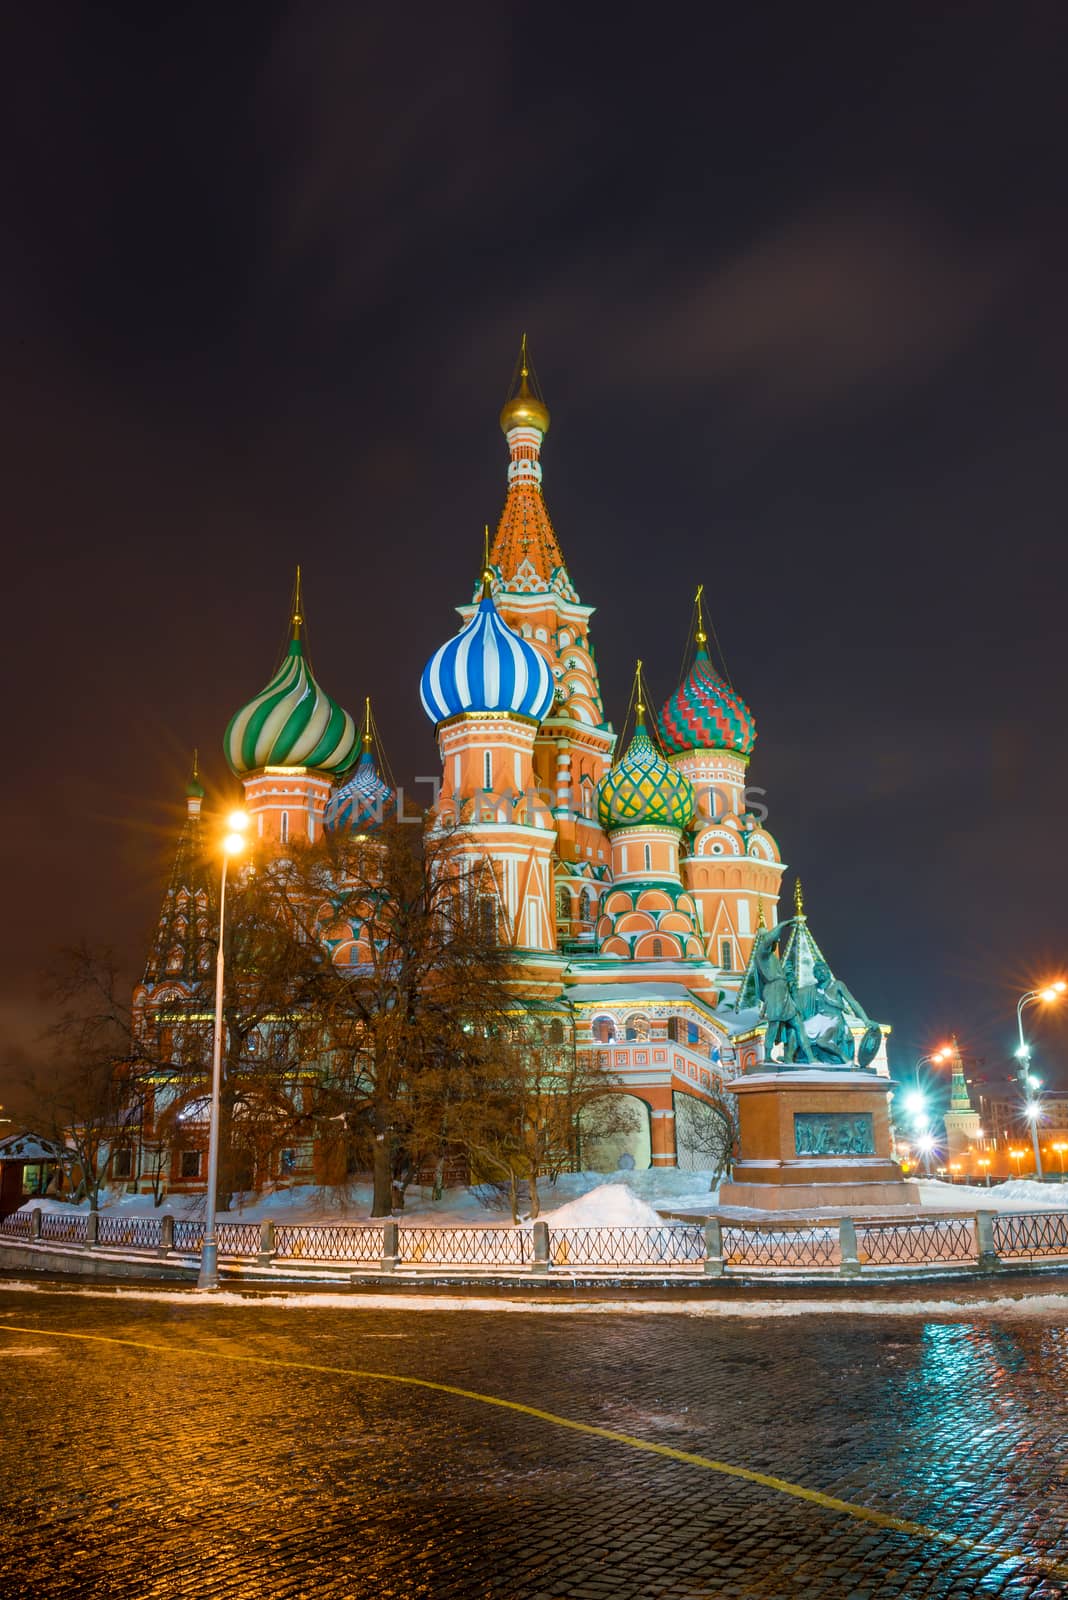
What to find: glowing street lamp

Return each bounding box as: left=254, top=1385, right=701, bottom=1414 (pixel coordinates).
left=1053, top=1142, right=1068, bottom=1176
left=1015, top=983, right=1065, bottom=1182
left=197, top=810, right=250, bottom=1293
left=1010, top=1147, right=1026, bottom=1177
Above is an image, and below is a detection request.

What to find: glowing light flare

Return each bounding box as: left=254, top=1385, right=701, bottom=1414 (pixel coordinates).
left=1025, top=1101, right=1043, bottom=1121
left=227, top=810, right=251, bottom=833
left=223, top=832, right=246, bottom=857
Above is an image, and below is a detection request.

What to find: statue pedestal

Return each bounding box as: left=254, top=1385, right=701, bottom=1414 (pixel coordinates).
left=719, top=1068, right=919, bottom=1212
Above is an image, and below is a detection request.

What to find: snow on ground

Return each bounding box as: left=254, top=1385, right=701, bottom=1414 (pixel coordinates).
left=17, top=1168, right=721, bottom=1228
left=2, top=1279, right=1068, bottom=1318
left=539, top=1184, right=665, bottom=1228
left=16, top=1170, right=1068, bottom=1228
left=916, top=1177, right=1068, bottom=1209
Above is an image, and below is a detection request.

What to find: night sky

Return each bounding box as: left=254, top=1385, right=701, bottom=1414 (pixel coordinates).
left=5, top=4, right=1068, bottom=1094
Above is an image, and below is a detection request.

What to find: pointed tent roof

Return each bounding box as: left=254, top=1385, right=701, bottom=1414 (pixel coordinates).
left=490, top=337, right=567, bottom=588
left=142, top=770, right=217, bottom=988
left=947, top=1037, right=974, bottom=1111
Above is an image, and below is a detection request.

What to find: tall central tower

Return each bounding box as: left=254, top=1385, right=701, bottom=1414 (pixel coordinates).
left=460, top=340, right=616, bottom=882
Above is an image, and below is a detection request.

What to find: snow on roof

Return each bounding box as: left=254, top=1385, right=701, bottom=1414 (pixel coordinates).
left=567, top=982, right=714, bottom=1007
left=0, top=1132, right=67, bottom=1162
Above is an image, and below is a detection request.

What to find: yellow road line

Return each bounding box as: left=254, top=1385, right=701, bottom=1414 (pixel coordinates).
left=1, top=1321, right=1060, bottom=1578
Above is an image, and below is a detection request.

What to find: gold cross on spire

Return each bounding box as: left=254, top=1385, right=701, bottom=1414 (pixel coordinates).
left=794, top=878, right=805, bottom=917
left=291, top=564, right=304, bottom=638
left=480, top=524, right=494, bottom=597
left=695, top=581, right=707, bottom=648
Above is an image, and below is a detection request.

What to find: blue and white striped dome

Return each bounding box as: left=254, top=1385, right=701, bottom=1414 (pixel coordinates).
left=420, top=593, right=555, bottom=726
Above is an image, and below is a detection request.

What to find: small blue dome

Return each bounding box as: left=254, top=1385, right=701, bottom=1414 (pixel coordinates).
left=420, top=593, right=555, bottom=726
left=324, top=747, right=394, bottom=833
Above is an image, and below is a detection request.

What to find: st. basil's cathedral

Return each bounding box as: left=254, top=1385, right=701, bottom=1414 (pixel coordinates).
left=137, top=343, right=885, bottom=1179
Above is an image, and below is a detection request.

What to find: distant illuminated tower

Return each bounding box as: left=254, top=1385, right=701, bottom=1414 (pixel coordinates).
left=595, top=664, right=704, bottom=962
left=420, top=550, right=560, bottom=973
left=943, top=1036, right=982, bottom=1164
left=658, top=588, right=784, bottom=980
left=223, top=568, right=359, bottom=845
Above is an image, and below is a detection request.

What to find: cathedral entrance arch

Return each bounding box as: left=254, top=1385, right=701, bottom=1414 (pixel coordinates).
left=578, top=1093, right=651, bottom=1172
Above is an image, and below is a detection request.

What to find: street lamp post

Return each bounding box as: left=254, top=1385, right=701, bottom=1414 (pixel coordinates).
left=1014, top=982, right=1066, bottom=1184
left=197, top=811, right=250, bottom=1293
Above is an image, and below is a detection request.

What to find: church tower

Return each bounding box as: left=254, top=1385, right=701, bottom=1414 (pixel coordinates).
left=420, top=556, right=562, bottom=989
left=658, top=590, right=784, bottom=986
left=465, top=340, right=617, bottom=925
left=223, top=569, right=360, bottom=846
left=595, top=666, right=704, bottom=962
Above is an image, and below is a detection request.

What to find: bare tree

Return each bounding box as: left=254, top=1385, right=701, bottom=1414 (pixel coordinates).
left=275, top=819, right=514, bottom=1218
left=17, top=944, right=159, bottom=1211
left=457, top=1021, right=637, bottom=1222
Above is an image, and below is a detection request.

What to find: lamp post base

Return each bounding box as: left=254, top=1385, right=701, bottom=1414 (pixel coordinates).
left=197, top=1242, right=220, bottom=1292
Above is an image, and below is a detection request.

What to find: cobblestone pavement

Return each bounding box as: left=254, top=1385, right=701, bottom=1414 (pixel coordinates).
left=1, top=1284, right=1066, bottom=1599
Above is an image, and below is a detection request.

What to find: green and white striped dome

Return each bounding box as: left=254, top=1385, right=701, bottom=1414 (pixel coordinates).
left=224, top=579, right=359, bottom=776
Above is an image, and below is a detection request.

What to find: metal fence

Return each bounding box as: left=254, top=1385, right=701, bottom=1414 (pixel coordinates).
left=858, top=1216, right=976, bottom=1266
left=722, top=1223, right=838, bottom=1269
left=39, top=1213, right=88, bottom=1245
left=4, top=1206, right=1068, bottom=1276
left=276, top=1223, right=384, bottom=1263
left=993, top=1211, right=1068, bottom=1260
left=547, top=1224, right=705, bottom=1268
left=97, top=1215, right=165, bottom=1250
left=399, top=1226, right=532, bottom=1267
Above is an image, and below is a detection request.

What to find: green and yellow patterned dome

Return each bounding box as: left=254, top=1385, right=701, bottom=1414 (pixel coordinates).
left=224, top=572, right=359, bottom=778
left=597, top=714, right=695, bottom=834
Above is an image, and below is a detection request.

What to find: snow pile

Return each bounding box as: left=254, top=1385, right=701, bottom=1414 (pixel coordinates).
left=989, top=1178, right=1068, bottom=1206
left=916, top=1178, right=1068, bottom=1210
left=540, top=1183, right=667, bottom=1229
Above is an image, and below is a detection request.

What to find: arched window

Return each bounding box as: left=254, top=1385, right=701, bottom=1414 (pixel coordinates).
left=556, top=887, right=570, bottom=924
left=483, top=751, right=493, bottom=790
left=579, top=889, right=591, bottom=922
left=644, top=843, right=652, bottom=872
left=652, top=938, right=663, bottom=957
left=594, top=1016, right=616, bottom=1044
left=549, top=1019, right=565, bottom=1045
left=280, top=811, right=289, bottom=843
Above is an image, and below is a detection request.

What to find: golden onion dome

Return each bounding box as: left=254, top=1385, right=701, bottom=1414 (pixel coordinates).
left=499, top=335, right=550, bottom=436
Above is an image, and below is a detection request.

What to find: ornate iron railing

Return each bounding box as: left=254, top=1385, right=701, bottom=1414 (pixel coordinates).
left=547, top=1224, right=705, bottom=1267
left=39, top=1213, right=88, bottom=1244
left=858, top=1217, right=974, bottom=1266
left=399, top=1226, right=532, bottom=1267
left=276, top=1223, right=384, bottom=1262
left=993, top=1211, right=1068, bottom=1260
left=172, top=1219, right=204, bottom=1252
left=8, top=1205, right=1068, bottom=1275
left=721, top=1224, right=838, bottom=1269
left=97, top=1215, right=164, bottom=1250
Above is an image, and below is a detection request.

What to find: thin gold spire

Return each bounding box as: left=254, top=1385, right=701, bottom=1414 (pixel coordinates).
left=694, top=582, right=708, bottom=649
left=480, top=524, right=494, bottom=598
left=519, top=331, right=529, bottom=391
left=634, top=658, right=645, bottom=721
left=794, top=878, right=805, bottom=917
left=291, top=564, right=304, bottom=639
left=191, top=748, right=199, bottom=781
left=363, top=696, right=373, bottom=746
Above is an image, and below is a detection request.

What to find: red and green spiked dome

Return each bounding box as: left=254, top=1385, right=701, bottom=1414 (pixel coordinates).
left=224, top=572, right=360, bottom=777
left=597, top=711, right=695, bottom=834
left=657, top=603, right=756, bottom=758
